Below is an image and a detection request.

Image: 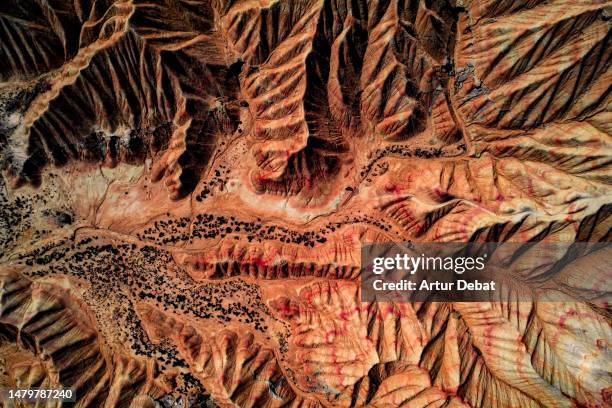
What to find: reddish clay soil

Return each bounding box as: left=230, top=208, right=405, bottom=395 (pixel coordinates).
left=0, top=1, right=610, bottom=407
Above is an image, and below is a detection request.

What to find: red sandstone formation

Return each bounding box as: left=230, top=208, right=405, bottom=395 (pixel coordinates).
left=0, top=0, right=610, bottom=407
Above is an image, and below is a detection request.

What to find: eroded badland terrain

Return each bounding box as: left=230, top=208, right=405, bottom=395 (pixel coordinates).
left=0, top=0, right=611, bottom=407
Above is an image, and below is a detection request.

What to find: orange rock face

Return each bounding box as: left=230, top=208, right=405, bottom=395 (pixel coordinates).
left=0, top=0, right=610, bottom=407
